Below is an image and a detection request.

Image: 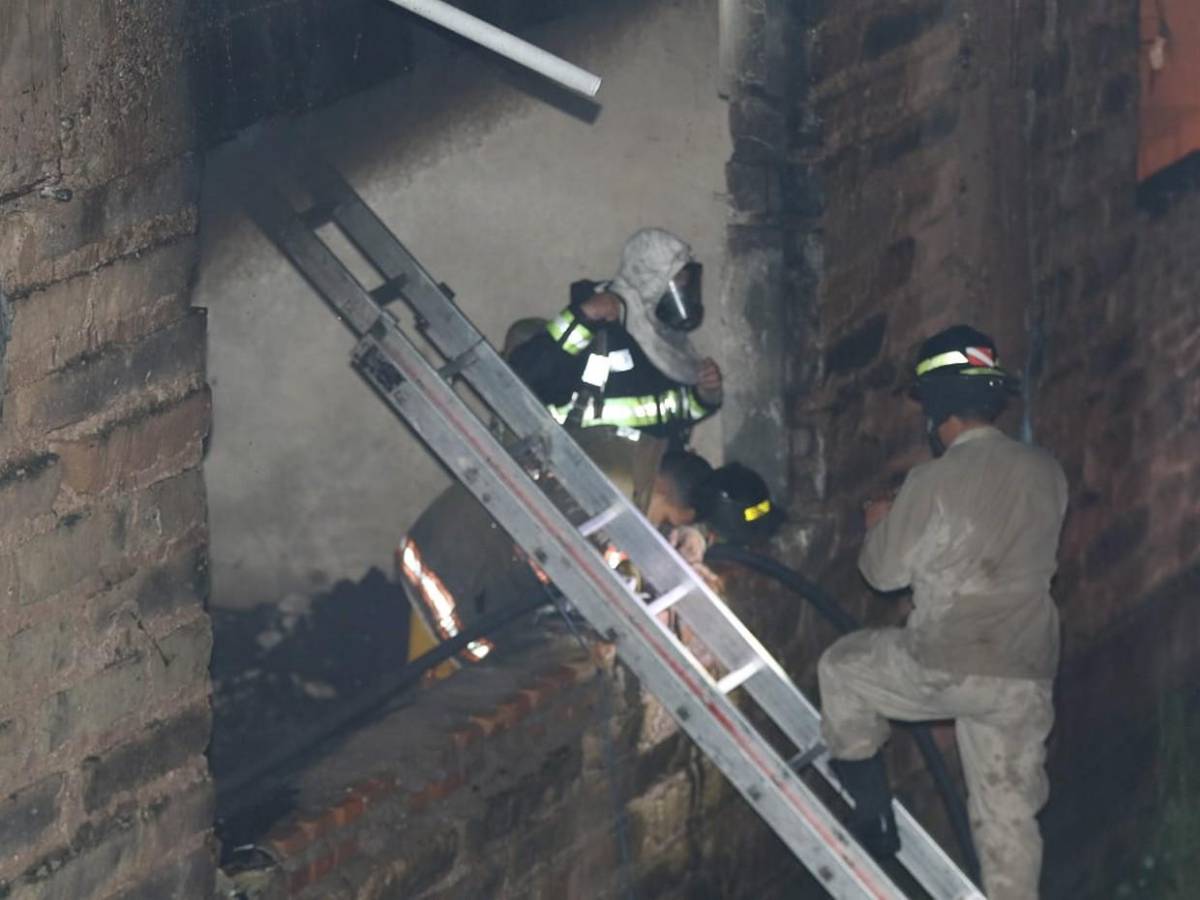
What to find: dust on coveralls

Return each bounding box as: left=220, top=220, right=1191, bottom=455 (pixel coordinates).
left=819, top=425, right=1067, bottom=900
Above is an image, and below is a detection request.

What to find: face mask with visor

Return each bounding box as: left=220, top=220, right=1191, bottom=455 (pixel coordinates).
left=655, top=262, right=703, bottom=332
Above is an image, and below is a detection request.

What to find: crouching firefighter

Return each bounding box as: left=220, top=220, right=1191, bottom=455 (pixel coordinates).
left=694, top=462, right=786, bottom=547
left=399, top=454, right=714, bottom=672
left=817, top=325, right=1068, bottom=900
left=508, top=227, right=723, bottom=483
left=665, top=460, right=787, bottom=590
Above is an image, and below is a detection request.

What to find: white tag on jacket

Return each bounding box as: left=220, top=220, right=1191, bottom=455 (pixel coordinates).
left=616, top=426, right=642, bottom=442
left=608, top=349, right=634, bottom=372
left=581, top=353, right=612, bottom=388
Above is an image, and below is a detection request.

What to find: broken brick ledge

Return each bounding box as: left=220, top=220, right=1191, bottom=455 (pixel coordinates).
left=227, top=636, right=619, bottom=898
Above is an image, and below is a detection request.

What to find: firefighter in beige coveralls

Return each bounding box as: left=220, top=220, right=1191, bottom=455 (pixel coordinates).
left=818, top=325, right=1068, bottom=900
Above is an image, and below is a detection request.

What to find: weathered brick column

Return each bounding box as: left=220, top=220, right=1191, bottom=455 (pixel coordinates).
left=0, top=2, right=215, bottom=896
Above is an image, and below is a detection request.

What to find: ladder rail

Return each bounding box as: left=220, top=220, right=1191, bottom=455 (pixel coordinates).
left=272, top=159, right=869, bottom=756
left=598, top=515, right=979, bottom=898
left=242, top=154, right=986, bottom=900
left=246, top=164, right=819, bottom=744
left=243, top=179, right=382, bottom=337
left=287, top=155, right=645, bottom=510
left=353, top=326, right=905, bottom=900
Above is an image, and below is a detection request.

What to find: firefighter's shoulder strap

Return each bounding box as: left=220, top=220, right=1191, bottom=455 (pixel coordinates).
left=242, top=149, right=982, bottom=900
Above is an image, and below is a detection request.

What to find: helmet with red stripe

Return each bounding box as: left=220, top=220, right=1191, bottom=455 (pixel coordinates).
left=910, top=325, right=1019, bottom=428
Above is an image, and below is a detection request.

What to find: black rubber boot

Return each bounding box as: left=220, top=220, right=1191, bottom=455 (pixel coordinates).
left=831, top=754, right=901, bottom=858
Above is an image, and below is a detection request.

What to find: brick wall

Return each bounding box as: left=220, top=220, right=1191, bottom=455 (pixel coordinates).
left=0, top=1, right=215, bottom=896
left=3, top=2, right=734, bottom=897
left=712, top=1, right=1041, bottom=867
left=1023, top=1, right=1200, bottom=891
left=184, top=0, right=1199, bottom=890
left=788, top=0, right=1037, bottom=607
left=707, top=0, right=990, bottom=876
left=8, top=0, right=1193, bottom=893
left=227, top=643, right=810, bottom=900
left=762, top=0, right=1200, bottom=892
left=1023, top=0, right=1200, bottom=660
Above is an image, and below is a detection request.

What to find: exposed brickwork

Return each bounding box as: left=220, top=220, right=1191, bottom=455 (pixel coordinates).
left=787, top=0, right=1036, bottom=606
left=1021, top=4, right=1200, bottom=892
left=236, top=642, right=808, bottom=899
left=6, top=0, right=1189, bottom=894
left=762, top=0, right=1200, bottom=892
left=0, top=0, right=215, bottom=896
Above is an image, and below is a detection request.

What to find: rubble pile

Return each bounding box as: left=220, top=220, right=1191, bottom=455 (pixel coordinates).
left=209, top=568, right=411, bottom=781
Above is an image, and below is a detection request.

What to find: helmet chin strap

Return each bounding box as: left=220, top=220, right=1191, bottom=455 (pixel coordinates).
left=925, top=414, right=947, bottom=458
left=915, top=384, right=951, bottom=458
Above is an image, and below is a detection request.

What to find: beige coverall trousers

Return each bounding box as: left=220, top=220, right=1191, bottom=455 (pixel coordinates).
left=819, top=628, right=1055, bottom=900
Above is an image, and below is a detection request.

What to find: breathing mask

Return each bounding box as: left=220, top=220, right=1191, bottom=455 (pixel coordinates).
left=655, top=262, right=703, bottom=332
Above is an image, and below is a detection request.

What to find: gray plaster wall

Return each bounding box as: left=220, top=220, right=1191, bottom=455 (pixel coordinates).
left=196, top=0, right=733, bottom=609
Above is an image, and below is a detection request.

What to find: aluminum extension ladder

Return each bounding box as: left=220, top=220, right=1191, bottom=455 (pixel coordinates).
left=241, top=150, right=983, bottom=900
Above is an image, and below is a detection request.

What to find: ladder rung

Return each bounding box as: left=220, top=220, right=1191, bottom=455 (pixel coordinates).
left=646, top=583, right=691, bottom=617
left=436, top=344, right=481, bottom=381
left=788, top=741, right=827, bottom=773
left=716, top=658, right=766, bottom=695
left=578, top=503, right=624, bottom=537
left=300, top=204, right=338, bottom=229
left=251, top=156, right=983, bottom=900
left=369, top=277, right=408, bottom=305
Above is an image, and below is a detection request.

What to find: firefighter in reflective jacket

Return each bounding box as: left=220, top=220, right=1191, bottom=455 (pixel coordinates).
left=402, top=315, right=711, bottom=672
left=509, top=227, right=723, bottom=456
left=817, top=325, right=1067, bottom=900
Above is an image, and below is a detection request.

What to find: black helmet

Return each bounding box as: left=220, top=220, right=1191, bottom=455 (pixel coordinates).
left=910, top=325, right=1019, bottom=428
left=694, top=463, right=785, bottom=546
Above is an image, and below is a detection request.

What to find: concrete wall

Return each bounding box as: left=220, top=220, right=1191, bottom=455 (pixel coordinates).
left=196, top=0, right=733, bottom=610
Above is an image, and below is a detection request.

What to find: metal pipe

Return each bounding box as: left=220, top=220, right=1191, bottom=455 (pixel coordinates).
left=385, top=0, right=603, bottom=97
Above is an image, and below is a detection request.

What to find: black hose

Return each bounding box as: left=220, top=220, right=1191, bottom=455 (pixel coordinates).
left=215, top=592, right=548, bottom=819
left=703, top=543, right=982, bottom=886
left=705, top=544, right=860, bottom=633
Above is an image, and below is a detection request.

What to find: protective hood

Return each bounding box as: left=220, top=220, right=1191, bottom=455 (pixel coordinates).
left=608, top=228, right=705, bottom=384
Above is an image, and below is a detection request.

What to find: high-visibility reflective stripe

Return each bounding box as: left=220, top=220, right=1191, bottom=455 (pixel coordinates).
left=686, top=388, right=710, bottom=419
left=547, top=387, right=703, bottom=429
left=546, top=309, right=593, bottom=356
left=915, top=350, right=1005, bottom=377
left=915, top=350, right=969, bottom=376
left=399, top=538, right=493, bottom=660
left=743, top=499, right=772, bottom=522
